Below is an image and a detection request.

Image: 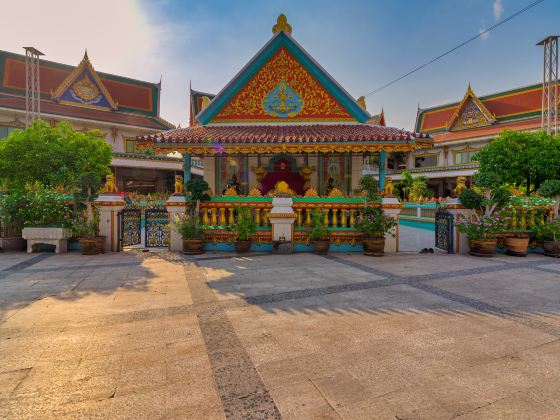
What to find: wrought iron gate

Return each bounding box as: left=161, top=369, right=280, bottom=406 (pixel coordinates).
left=145, top=208, right=170, bottom=248
left=435, top=205, right=454, bottom=253
left=118, top=209, right=141, bottom=250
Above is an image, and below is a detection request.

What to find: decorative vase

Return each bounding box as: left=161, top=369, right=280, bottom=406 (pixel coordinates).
left=183, top=239, right=205, bottom=255
left=312, top=240, right=330, bottom=255
left=79, top=238, right=99, bottom=255
left=504, top=237, right=529, bottom=257
left=468, top=238, right=497, bottom=257
left=234, top=240, right=252, bottom=253
left=95, top=236, right=106, bottom=254
left=362, top=238, right=386, bottom=257
left=543, top=240, right=560, bottom=257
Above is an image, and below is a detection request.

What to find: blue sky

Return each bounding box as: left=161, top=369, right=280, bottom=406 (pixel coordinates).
left=3, top=0, right=559, bottom=130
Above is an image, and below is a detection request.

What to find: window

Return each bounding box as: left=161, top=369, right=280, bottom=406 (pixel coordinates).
left=414, top=154, right=438, bottom=168
left=454, top=148, right=479, bottom=165
left=125, top=138, right=137, bottom=153
left=0, top=126, right=15, bottom=140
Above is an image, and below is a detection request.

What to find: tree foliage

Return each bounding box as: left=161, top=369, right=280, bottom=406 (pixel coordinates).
left=474, top=130, right=560, bottom=195
left=0, top=119, right=112, bottom=190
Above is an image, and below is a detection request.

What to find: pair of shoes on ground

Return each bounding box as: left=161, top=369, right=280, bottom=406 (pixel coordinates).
left=420, top=248, right=434, bottom=254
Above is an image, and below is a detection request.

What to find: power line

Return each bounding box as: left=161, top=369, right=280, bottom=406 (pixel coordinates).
left=365, top=0, right=546, bottom=98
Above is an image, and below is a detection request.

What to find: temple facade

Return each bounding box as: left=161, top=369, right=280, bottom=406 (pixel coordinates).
left=0, top=49, right=202, bottom=194
left=139, top=15, right=432, bottom=197
left=383, top=82, right=556, bottom=197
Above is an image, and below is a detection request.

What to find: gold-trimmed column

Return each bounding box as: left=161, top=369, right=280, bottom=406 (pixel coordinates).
left=94, top=193, right=126, bottom=252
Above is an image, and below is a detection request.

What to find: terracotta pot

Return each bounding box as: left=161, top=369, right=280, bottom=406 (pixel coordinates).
left=80, top=238, right=100, bottom=255
left=362, top=238, right=386, bottom=257
left=543, top=240, right=560, bottom=257
left=95, top=236, right=106, bottom=254
left=183, top=239, right=205, bottom=255
left=468, top=238, right=497, bottom=257
left=312, top=240, right=330, bottom=255
left=504, top=237, right=529, bottom=257
left=234, top=240, right=252, bottom=253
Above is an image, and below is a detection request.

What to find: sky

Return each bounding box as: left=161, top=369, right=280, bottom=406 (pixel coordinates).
left=1, top=0, right=559, bottom=131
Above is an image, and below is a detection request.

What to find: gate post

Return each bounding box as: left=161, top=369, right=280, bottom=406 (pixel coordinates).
left=94, top=193, right=125, bottom=252
left=445, top=200, right=475, bottom=255
left=381, top=197, right=402, bottom=253
left=166, top=194, right=189, bottom=252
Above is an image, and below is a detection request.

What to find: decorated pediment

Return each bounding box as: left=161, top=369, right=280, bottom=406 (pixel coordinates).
left=447, top=84, right=495, bottom=131
left=197, top=15, right=370, bottom=125
left=51, top=52, right=117, bottom=110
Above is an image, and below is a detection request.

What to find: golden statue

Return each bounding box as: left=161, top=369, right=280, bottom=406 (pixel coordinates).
left=382, top=177, right=395, bottom=197
left=104, top=174, right=118, bottom=193
left=200, top=96, right=211, bottom=111
left=250, top=165, right=268, bottom=188
left=357, top=96, right=367, bottom=110
left=454, top=176, right=468, bottom=197
left=174, top=175, right=184, bottom=194
left=299, top=166, right=316, bottom=191
left=270, top=180, right=296, bottom=196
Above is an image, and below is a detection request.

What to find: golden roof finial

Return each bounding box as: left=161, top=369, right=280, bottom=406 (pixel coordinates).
left=357, top=96, right=367, bottom=110
left=272, top=14, right=292, bottom=35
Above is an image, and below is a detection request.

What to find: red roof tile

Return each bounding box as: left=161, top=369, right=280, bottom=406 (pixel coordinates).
left=432, top=118, right=541, bottom=143
left=139, top=124, right=430, bottom=144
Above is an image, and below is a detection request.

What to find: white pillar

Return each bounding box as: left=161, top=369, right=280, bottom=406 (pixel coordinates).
left=445, top=200, right=475, bottom=255
left=94, top=194, right=125, bottom=252
left=269, top=197, right=297, bottom=252
left=382, top=197, right=402, bottom=253
left=166, top=194, right=189, bottom=252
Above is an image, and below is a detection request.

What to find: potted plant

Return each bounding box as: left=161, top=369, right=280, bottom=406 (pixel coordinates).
left=0, top=189, right=27, bottom=251
left=534, top=219, right=560, bottom=257
left=75, top=220, right=99, bottom=255
left=308, top=208, right=330, bottom=254
left=173, top=213, right=205, bottom=255
left=539, top=180, right=560, bottom=220
left=458, top=172, right=511, bottom=257
left=75, top=172, right=105, bottom=253
left=232, top=206, right=256, bottom=253
left=356, top=207, right=397, bottom=256
left=504, top=231, right=531, bottom=257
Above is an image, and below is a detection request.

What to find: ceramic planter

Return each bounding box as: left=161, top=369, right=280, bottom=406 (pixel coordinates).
left=504, top=237, right=529, bottom=257
left=543, top=240, right=560, bottom=257
left=183, top=239, right=205, bottom=255
left=312, top=240, right=330, bottom=255
left=362, top=238, right=386, bottom=257
left=234, top=240, right=252, bottom=253
left=468, top=238, right=497, bottom=257
left=79, top=238, right=99, bottom=255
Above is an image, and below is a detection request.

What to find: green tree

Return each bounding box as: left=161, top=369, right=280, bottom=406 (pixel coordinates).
left=474, top=130, right=560, bottom=195
left=0, top=119, right=112, bottom=190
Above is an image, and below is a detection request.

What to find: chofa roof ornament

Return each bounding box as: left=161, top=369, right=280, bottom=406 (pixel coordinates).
left=272, top=14, right=292, bottom=35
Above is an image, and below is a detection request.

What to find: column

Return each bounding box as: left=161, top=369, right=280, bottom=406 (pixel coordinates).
left=94, top=193, right=126, bottom=252
left=378, top=150, right=387, bottom=191
left=166, top=194, right=189, bottom=252
left=381, top=196, right=402, bottom=253
left=183, top=153, right=192, bottom=184
left=445, top=200, right=475, bottom=255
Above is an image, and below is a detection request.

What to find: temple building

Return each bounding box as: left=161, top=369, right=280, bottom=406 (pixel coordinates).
left=0, top=49, right=202, bottom=194
left=386, top=82, right=556, bottom=197
left=138, top=15, right=432, bottom=197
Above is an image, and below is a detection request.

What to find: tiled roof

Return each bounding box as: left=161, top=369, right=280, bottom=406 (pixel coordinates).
left=0, top=94, right=172, bottom=130
left=139, top=124, right=431, bottom=144
left=432, top=118, right=541, bottom=143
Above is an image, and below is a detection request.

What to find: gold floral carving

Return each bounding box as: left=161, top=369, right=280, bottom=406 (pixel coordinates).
left=72, top=75, right=100, bottom=101
left=248, top=187, right=263, bottom=197
left=328, top=188, right=344, bottom=197
left=223, top=187, right=238, bottom=196
left=304, top=188, right=319, bottom=197
left=213, top=48, right=353, bottom=123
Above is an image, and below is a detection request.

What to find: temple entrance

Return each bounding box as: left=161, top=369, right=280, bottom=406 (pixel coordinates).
left=260, top=157, right=305, bottom=195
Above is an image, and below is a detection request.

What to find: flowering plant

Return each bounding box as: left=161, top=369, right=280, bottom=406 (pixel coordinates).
left=458, top=210, right=509, bottom=240
left=533, top=219, right=560, bottom=242
left=355, top=207, right=397, bottom=239
left=172, top=213, right=203, bottom=240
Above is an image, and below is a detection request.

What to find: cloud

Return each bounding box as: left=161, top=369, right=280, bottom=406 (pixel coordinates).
left=0, top=0, right=190, bottom=126
left=479, top=28, right=490, bottom=41
left=493, top=0, right=504, bottom=20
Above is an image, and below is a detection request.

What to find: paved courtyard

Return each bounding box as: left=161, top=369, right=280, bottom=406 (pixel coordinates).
left=1, top=250, right=560, bottom=419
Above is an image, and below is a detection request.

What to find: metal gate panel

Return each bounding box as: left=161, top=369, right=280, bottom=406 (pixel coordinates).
left=435, top=205, right=454, bottom=253
left=119, top=209, right=141, bottom=249
left=145, top=208, right=169, bottom=248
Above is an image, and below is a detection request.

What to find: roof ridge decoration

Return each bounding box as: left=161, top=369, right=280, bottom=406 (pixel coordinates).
left=51, top=51, right=118, bottom=111
left=446, top=84, right=496, bottom=132
left=195, top=15, right=371, bottom=125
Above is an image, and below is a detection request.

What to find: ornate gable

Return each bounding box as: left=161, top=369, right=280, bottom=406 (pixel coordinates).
left=51, top=52, right=117, bottom=110
left=447, top=84, right=495, bottom=131
left=197, top=15, right=370, bottom=125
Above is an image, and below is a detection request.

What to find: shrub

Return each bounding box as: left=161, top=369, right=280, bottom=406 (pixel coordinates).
left=308, top=208, right=330, bottom=241
left=356, top=207, right=397, bottom=239
left=231, top=206, right=256, bottom=241
left=172, top=213, right=203, bottom=240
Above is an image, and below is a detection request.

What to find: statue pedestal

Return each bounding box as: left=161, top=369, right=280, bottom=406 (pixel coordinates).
left=381, top=197, right=402, bottom=253
left=94, top=193, right=125, bottom=252
left=269, top=197, right=296, bottom=253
